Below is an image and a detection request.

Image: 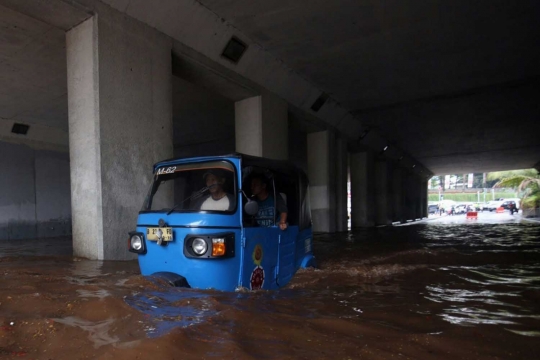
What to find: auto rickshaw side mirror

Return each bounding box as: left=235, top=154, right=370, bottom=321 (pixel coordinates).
left=244, top=199, right=259, bottom=216
left=240, top=189, right=259, bottom=215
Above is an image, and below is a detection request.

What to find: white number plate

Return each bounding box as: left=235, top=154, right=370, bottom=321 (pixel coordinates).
left=146, top=227, right=173, bottom=241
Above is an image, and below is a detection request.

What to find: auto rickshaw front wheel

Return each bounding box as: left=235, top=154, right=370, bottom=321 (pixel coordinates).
left=151, top=271, right=190, bottom=288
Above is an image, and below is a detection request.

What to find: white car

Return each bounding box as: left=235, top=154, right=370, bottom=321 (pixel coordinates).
left=488, top=200, right=504, bottom=211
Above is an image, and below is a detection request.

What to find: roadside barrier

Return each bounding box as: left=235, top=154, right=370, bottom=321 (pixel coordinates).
left=496, top=207, right=505, bottom=213
left=466, top=211, right=478, bottom=219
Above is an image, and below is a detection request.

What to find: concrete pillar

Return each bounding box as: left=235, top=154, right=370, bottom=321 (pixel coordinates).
left=307, top=131, right=336, bottom=233
left=417, top=178, right=423, bottom=218
left=420, top=178, right=428, bottom=218
left=375, top=159, right=391, bottom=225
left=335, top=137, right=348, bottom=232
left=410, top=174, right=422, bottom=220
left=350, top=151, right=375, bottom=227
left=391, top=166, right=404, bottom=223
left=66, top=13, right=172, bottom=260
left=235, top=92, right=288, bottom=160
left=403, top=171, right=415, bottom=221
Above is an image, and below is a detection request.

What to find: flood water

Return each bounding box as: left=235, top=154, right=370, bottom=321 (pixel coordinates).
left=1, top=215, right=539, bottom=359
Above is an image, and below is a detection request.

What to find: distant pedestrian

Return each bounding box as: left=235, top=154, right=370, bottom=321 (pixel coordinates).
left=509, top=202, right=516, bottom=215
left=450, top=205, right=455, bottom=216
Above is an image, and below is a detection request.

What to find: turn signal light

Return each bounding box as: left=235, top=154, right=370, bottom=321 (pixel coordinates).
left=212, top=238, right=226, bottom=256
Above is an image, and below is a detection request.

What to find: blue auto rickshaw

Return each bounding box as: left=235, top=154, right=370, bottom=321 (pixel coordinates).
left=128, top=154, right=315, bottom=291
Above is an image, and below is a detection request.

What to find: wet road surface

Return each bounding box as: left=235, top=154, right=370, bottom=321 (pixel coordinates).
left=1, top=212, right=539, bottom=359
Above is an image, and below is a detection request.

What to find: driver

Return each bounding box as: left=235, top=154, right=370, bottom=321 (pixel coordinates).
left=196, top=169, right=235, bottom=211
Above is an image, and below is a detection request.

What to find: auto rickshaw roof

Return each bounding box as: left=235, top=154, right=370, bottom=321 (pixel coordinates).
left=153, top=153, right=308, bottom=180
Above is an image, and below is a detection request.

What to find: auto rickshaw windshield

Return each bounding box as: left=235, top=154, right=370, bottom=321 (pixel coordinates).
left=141, top=160, right=237, bottom=213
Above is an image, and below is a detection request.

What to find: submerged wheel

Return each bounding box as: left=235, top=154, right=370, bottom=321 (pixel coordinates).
left=300, top=255, right=317, bottom=269
left=151, top=272, right=190, bottom=287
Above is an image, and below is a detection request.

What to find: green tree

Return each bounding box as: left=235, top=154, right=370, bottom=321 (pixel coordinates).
left=494, top=169, right=540, bottom=210
left=487, top=169, right=538, bottom=184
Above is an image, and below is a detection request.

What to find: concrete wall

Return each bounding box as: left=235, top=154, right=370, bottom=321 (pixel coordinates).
left=172, top=76, right=236, bottom=158
left=288, top=127, right=308, bottom=174
left=0, top=141, right=71, bottom=240
left=374, top=159, right=392, bottom=225
left=35, top=150, right=72, bottom=237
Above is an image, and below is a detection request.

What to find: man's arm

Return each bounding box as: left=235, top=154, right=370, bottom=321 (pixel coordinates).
left=276, top=194, right=288, bottom=230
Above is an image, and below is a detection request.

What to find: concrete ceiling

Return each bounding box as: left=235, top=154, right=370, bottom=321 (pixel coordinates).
left=0, top=0, right=539, bottom=175
left=196, top=0, right=540, bottom=174
left=198, top=0, right=538, bottom=109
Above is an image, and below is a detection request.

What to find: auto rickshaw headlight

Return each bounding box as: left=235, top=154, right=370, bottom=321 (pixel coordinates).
left=131, top=234, right=143, bottom=251
left=128, top=231, right=146, bottom=254
left=192, top=238, right=208, bottom=255
left=212, top=238, right=226, bottom=256
left=183, top=233, right=234, bottom=259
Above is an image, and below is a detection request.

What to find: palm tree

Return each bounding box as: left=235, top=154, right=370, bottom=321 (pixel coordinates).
left=494, top=170, right=540, bottom=211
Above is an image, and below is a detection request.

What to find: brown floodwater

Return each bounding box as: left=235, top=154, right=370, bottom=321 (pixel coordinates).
left=1, top=216, right=539, bottom=359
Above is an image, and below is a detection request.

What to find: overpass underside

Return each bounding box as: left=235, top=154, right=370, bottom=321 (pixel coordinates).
left=1, top=1, right=537, bottom=260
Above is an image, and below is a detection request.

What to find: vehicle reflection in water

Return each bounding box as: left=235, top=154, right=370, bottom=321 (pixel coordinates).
left=124, top=281, right=219, bottom=338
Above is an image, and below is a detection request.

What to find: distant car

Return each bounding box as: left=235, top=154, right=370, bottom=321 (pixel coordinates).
left=454, top=204, right=467, bottom=214
left=500, top=198, right=521, bottom=209
left=501, top=200, right=517, bottom=211
left=428, top=204, right=438, bottom=214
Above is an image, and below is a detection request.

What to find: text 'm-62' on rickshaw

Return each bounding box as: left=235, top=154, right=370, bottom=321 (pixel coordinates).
left=128, top=153, right=315, bottom=291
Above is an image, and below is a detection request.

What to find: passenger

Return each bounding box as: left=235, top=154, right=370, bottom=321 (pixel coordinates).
left=196, top=169, right=235, bottom=211
left=250, top=174, right=288, bottom=230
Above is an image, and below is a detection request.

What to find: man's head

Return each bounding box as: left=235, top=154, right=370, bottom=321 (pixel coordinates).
left=203, top=169, right=226, bottom=195
left=250, top=174, right=268, bottom=199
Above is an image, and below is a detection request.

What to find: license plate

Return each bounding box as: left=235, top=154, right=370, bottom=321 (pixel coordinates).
left=146, top=227, right=173, bottom=241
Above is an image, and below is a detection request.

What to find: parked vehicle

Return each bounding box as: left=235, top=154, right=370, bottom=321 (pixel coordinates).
left=501, top=198, right=521, bottom=209
left=488, top=200, right=504, bottom=211
left=501, top=200, right=518, bottom=213
left=428, top=204, right=438, bottom=214
left=454, top=204, right=467, bottom=214
left=128, top=154, right=315, bottom=291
